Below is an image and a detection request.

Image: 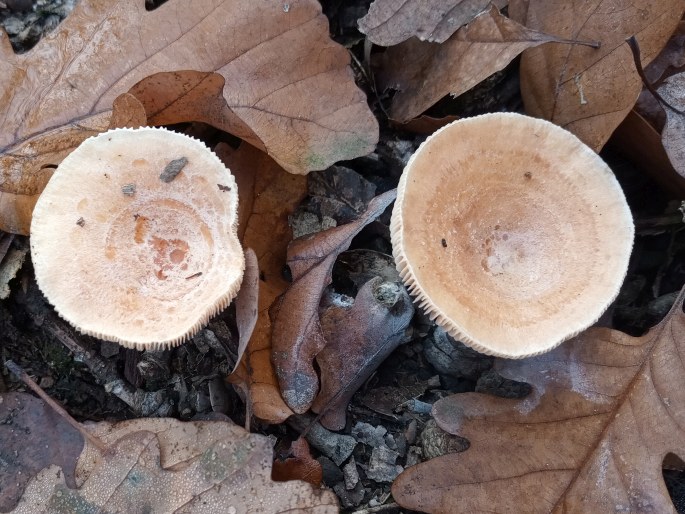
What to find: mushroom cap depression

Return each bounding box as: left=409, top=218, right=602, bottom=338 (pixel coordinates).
left=391, top=113, right=634, bottom=358
left=30, top=127, right=244, bottom=349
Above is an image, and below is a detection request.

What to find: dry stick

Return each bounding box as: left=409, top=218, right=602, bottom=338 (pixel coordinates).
left=353, top=503, right=401, bottom=514
left=626, top=36, right=685, bottom=115
left=44, top=318, right=145, bottom=415
left=4, top=360, right=108, bottom=454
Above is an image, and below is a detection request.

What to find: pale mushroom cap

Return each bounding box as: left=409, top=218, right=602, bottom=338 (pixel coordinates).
left=30, top=127, right=245, bottom=349
left=391, top=113, right=634, bottom=358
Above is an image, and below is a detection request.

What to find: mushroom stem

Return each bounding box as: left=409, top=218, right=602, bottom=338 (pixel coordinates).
left=4, top=360, right=109, bottom=455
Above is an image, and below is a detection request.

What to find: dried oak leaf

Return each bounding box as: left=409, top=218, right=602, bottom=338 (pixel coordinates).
left=221, top=143, right=307, bottom=424
left=311, top=277, right=414, bottom=430
left=0, top=393, right=84, bottom=512
left=0, top=0, right=378, bottom=234
left=392, top=288, right=685, bottom=513
left=376, top=5, right=581, bottom=122
left=390, top=114, right=461, bottom=135
left=658, top=72, right=685, bottom=180
left=272, top=437, right=323, bottom=488
left=271, top=189, right=397, bottom=414
left=609, top=109, right=685, bottom=197
left=358, top=0, right=506, bottom=45
left=9, top=416, right=338, bottom=513
left=644, top=20, right=685, bottom=85
left=511, top=0, right=684, bottom=152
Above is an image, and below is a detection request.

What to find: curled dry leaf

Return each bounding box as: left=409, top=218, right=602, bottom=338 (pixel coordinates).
left=358, top=0, right=506, bottom=45
left=311, top=277, right=414, bottom=431
left=393, top=288, right=685, bottom=513
left=658, top=72, right=685, bottom=179
left=511, top=0, right=684, bottom=152
left=0, top=0, right=378, bottom=234
left=272, top=437, right=323, bottom=488
left=233, top=248, right=259, bottom=374
left=221, top=143, right=307, bottom=424
left=376, top=5, right=584, bottom=122
left=8, top=414, right=338, bottom=513
left=0, top=393, right=84, bottom=512
left=0, top=240, right=28, bottom=299
left=272, top=189, right=397, bottom=414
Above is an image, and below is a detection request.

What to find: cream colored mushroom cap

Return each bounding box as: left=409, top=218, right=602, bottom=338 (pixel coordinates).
left=30, top=127, right=245, bottom=349
left=391, top=113, right=634, bottom=358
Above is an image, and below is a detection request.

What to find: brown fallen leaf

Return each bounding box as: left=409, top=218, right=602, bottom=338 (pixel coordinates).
left=271, top=189, right=397, bottom=414
left=360, top=376, right=441, bottom=417
left=8, top=413, right=338, bottom=513
left=311, top=277, right=414, bottom=430
left=608, top=109, right=685, bottom=197
left=390, top=114, right=461, bottom=134
left=658, top=72, right=685, bottom=179
left=272, top=437, right=323, bottom=488
left=358, top=0, right=506, bottom=45
left=0, top=111, right=113, bottom=235
left=376, top=5, right=587, bottom=122
left=644, top=20, right=685, bottom=85
left=0, top=393, right=84, bottom=512
left=392, top=288, right=685, bottom=513
left=511, top=0, right=684, bottom=152
left=0, top=0, right=378, bottom=233
left=107, top=92, right=147, bottom=131
left=221, top=143, right=307, bottom=424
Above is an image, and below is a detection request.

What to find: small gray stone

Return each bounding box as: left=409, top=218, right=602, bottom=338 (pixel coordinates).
left=190, top=389, right=211, bottom=413
left=366, top=446, right=403, bottom=483
left=405, top=398, right=433, bottom=414
left=405, top=419, right=418, bottom=445
left=648, top=292, right=679, bottom=319
left=395, top=432, right=408, bottom=458
left=317, top=456, right=343, bottom=485
left=2, top=17, right=25, bottom=35
left=384, top=433, right=397, bottom=450
left=208, top=377, right=231, bottom=414
left=333, top=482, right=365, bottom=509
left=343, top=457, right=360, bottom=490
left=424, top=327, right=493, bottom=379
left=307, top=426, right=356, bottom=466
left=352, top=421, right=387, bottom=447
left=140, top=391, right=165, bottom=417
left=193, top=329, right=222, bottom=354
left=420, top=419, right=469, bottom=460
left=308, top=165, right=377, bottom=223
left=289, top=211, right=337, bottom=238
left=405, top=446, right=423, bottom=467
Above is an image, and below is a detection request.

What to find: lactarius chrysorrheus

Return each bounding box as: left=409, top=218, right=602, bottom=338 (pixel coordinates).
left=30, top=127, right=244, bottom=349
left=391, top=113, right=634, bottom=358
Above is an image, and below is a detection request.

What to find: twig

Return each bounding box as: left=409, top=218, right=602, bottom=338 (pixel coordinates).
left=4, top=360, right=108, bottom=454
left=626, top=36, right=685, bottom=115
left=348, top=44, right=390, bottom=120
left=40, top=317, right=158, bottom=416
left=353, top=502, right=401, bottom=514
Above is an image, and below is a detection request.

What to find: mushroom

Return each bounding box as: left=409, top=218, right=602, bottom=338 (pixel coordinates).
left=390, top=113, right=634, bottom=358
left=30, top=127, right=244, bottom=349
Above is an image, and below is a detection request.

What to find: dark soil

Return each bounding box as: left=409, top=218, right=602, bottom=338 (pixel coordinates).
left=2, top=1, right=685, bottom=513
